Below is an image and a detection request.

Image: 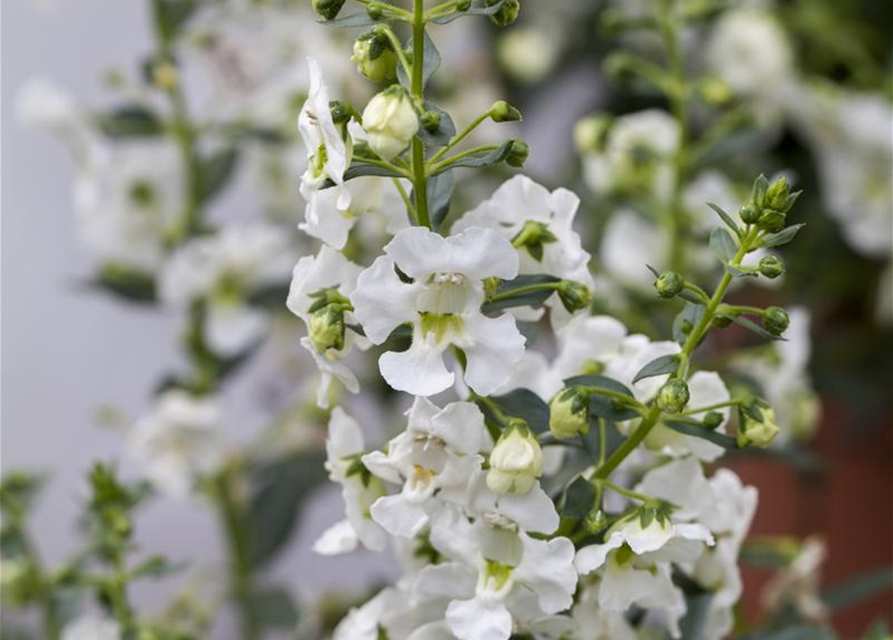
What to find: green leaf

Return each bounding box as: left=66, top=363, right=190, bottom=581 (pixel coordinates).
left=247, top=451, right=327, bottom=567
left=484, top=388, right=550, bottom=433
left=731, top=315, right=786, bottom=342
left=564, top=375, right=639, bottom=422
left=561, top=476, right=596, bottom=521
left=155, top=0, right=199, bottom=40
left=673, top=302, right=705, bottom=345
left=664, top=420, right=740, bottom=450
left=822, top=566, right=893, bottom=613
left=428, top=170, right=455, bottom=231
left=342, top=163, right=406, bottom=181
left=398, top=31, right=441, bottom=90
left=98, top=105, right=163, bottom=138
left=325, top=13, right=388, bottom=27
left=707, top=203, right=742, bottom=237
left=199, top=148, right=239, bottom=203
left=632, top=354, right=680, bottom=384
left=709, top=227, right=738, bottom=264
left=725, top=264, right=758, bottom=279
left=247, top=586, right=299, bottom=630
left=88, top=267, right=158, bottom=304
left=430, top=140, right=514, bottom=175
left=482, top=274, right=560, bottom=313
left=430, top=0, right=508, bottom=24
left=417, top=103, right=456, bottom=148
left=761, top=224, right=805, bottom=248
left=678, top=592, right=713, bottom=640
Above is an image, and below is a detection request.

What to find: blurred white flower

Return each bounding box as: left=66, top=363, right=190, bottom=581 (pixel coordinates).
left=61, top=616, right=121, bottom=640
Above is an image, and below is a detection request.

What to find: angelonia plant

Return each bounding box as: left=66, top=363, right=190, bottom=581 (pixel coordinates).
left=7, top=0, right=873, bottom=639
left=286, top=2, right=813, bottom=640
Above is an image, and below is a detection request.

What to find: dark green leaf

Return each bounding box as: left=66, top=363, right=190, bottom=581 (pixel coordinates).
left=561, top=476, right=596, bottom=521
left=761, top=224, right=805, bottom=248
left=731, top=315, right=786, bottom=342
left=485, top=388, right=550, bottom=433
left=632, top=354, right=680, bottom=384
left=325, top=13, right=388, bottom=27
left=398, top=31, right=441, bottom=90
left=199, top=148, right=239, bottom=203
left=725, top=264, right=758, bottom=278
left=98, top=105, right=163, bottom=138
left=155, top=0, right=199, bottom=40
left=87, top=267, right=157, bottom=304
left=429, top=0, right=508, bottom=23
left=430, top=140, right=513, bottom=175
left=673, top=303, right=705, bottom=345
left=482, top=274, right=560, bottom=313
left=707, top=203, right=742, bottom=237
left=822, top=566, right=893, bottom=613
left=565, top=375, right=639, bottom=422
left=428, top=170, right=455, bottom=231
left=247, top=586, right=299, bottom=630
left=709, top=227, right=738, bottom=264
left=247, top=451, right=327, bottom=567
left=678, top=592, right=713, bottom=640
left=417, top=103, right=456, bottom=148
left=341, top=162, right=406, bottom=181
left=664, top=420, right=740, bottom=450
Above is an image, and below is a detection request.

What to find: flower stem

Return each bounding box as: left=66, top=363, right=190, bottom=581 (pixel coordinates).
left=429, top=108, right=493, bottom=163
left=486, top=281, right=562, bottom=304
left=427, top=143, right=501, bottom=174
left=410, top=0, right=431, bottom=229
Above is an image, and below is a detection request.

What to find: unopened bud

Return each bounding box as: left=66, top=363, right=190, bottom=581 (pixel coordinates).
left=549, top=388, right=589, bottom=439
left=487, top=0, right=520, bottom=27
left=487, top=420, right=542, bottom=495
left=365, top=2, right=384, bottom=20
left=557, top=280, right=591, bottom=313
left=654, top=271, right=684, bottom=299
left=361, top=86, right=418, bottom=160
left=511, top=220, right=557, bottom=261
left=573, top=115, right=611, bottom=153
left=739, top=204, right=761, bottom=224
left=758, top=255, right=785, bottom=279
left=656, top=379, right=690, bottom=414
left=309, top=306, right=346, bottom=353
left=703, top=411, right=724, bottom=430
left=764, top=176, right=790, bottom=211
left=737, top=400, right=781, bottom=448
left=762, top=306, right=789, bottom=336
left=505, top=139, right=530, bottom=167
left=420, top=110, right=441, bottom=133
left=351, top=30, right=397, bottom=83
left=313, top=0, right=346, bottom=21
left=490, top=100, right=522, bottom=123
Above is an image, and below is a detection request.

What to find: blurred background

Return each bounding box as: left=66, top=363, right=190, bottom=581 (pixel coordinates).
left=2, top=0, right=892, bottom=638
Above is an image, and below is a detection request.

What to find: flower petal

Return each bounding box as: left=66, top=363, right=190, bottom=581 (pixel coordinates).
left=460, top=313, right=526, bottom=396
left=446, top=597, right=513, bottom=640
left=379, top=332, right=454, bottom=396
left=370, top=493, right=429, bottom=538
left=351, top=255, right=419, bottom=344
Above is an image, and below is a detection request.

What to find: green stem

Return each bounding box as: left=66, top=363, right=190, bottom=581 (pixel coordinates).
left=582, top=386, right=646, bottom=411
left=429, top=109, right=493, bottom=163
left=681, top=398, right=741, bottom=415
left=377, top=24, right=414, bottom=80
left=410, top=0, right=431, bottom=229
left=595, top=478, right=656, bottom=505
left=352, top=155, right=413, bottom=179
left=597, top=418, right=607, bottom=467
left=427, top=143, right=500, bottom=173
left=215, top=466, right=259, bottom=640
left=351, top=0, right=413, bottom=20
left=486, top=281, right=562, bottom=304
left=393, top=178, right=417, bottom=223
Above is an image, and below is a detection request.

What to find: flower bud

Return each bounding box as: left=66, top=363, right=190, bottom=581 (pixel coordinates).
left=549, top=388, right=590, bottom=439
left=351, top=30, right=397, bottom=83
left=487, top=0, right=520, bottom=27
left=420, top=110, right=442, bottom=133
left=505, top=139, right=530, bottom=167
left=309, top=306, right=346, bottom=353
left=365, top=2, right=384, bottom=19
left=511, top=220, right=557, bottom=261
left=762, top=306, right=789, bottom=336
left=739, top=204, right=760, bottom=224
left=313, top=0, right=346, bottom=21
left=703, top=411, right=724, bottom=430
left=490, top=100, right=522, bottom=123
left=573, top=115, right=610, bottom=153
left=557, top=280, right=592, bottom=313
left=654, top=271, right=684, bottom=299
left=583, top=509, right=608, bottom=535
left=361, top=86, right=419, bottom=160
left=758, top=255, right=785, bottom=279
left=487, top=420, right=542, bottom=495
left=656, top=379, right=690, bottom=414
left=737, top=400, right=781, bottom=448
left=712, top=315, right=733, bottom=329
left=764, top=176, right=790, bottom=211
left=698, top=77, right=733, bottom=105
left=758, top=210, right=786, bottom=233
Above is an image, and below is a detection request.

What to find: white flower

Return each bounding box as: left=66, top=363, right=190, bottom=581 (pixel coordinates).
left=361, top=86, right=419, bottom=160
left=363, top=398, right=486, bottom=538
left=453, top=175, right=593, bottom=328
left=286, top=245, right=367, bottom=407
left=570, top=583, right=639, bottom=640
left=16, top=77, right=82, bottom=132
left=128, top=391, right=222, bottom=498
left=314, top=408, right=387, bottom=555
left=351, top=226, right=526, bottom=397
left=298, top=57, right=352, bottom=247
left=761, top=536, right=828, bottom=623
left=61, top=616, right=121, bottom=640
left=486, top=425, right=543, bottom=496
left=554, top=314, right=629, bottom=379
left=160, top=223, right=293, bottom=357
left=599, top=208, right=664, bottom=288
left=581, top=109, right=679, bottom=201
left=75, top=140, right=185, bottom=274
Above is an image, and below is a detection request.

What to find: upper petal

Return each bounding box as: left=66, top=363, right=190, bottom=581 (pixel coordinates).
left=351, top=255, right=419, bottom=343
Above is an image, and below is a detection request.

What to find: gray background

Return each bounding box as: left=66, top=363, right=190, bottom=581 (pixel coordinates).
left=0, top=0, right=395, bottom=626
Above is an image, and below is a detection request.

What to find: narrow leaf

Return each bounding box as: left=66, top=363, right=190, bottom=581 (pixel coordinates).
left=731, top=315, right=786, bottom=342
left=398, top=31, right=441, bottom=90
left=709, top=227, right=738, bottom=264
left=429, top=0, right=508, bottom=23
left=673, top=303, right=705, bottom=345
left=428, top=170, right=455, bottom=231
left=761, top=224, right=805, bottom=248
left=482, top=274, right=560, bottom=313
left=342, top=163, right=405, bottom=181
left=98, top=105, right=163, bottom=138
left=200, top=148, right=239, bottom=203
left=430, top=140, right=513, bottom=175
left=632, top=354, right=679, bottom=384
left=664, top=420, right=740, bottom=450
left=707, top=203, right=742, bottom=236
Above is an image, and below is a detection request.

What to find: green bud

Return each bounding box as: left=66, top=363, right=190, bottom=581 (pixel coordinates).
left=420, top=110, right=442, bottom=133
left=573, top=115, right=611, bottom=153
left=365, top=3, right=384, bottom=19
left=312, top=0, right=346, bottom=21
left=487, top=420, right=542, bottom=495
left=309, top=306, right=346, bottom=353
left=654, top=271, right=684, bottom=299
left=490, top=100, right=522, bottom=123
left=329, top=100, right=358, bottom=126
left=737, top=400, right=781, bottom=448
left=751, top=174, right=770, bottom=208
left=679, top=318, right=694, bottom=335
left=764, top=176, right=790, bottom=211
left=506, top=139, right=530, bottom=167
left=712, top=315, right=733, bottom=329
left=739, top=204, right=761, bottom=224
left=487, top=0, right=520, bottom=27
left=703, top=411, right=724, bottom=430
left=656, top=379, right=690, bottom=414
left=351, top=30, right=397, bottom=83
left=758, top=255, right=785, bottom=279
left=483, top=276, right=501, bottom=299
left=758, top=209, right=786, bottom=233
left=584, top=509, right=608, bottom=535
left=557, top=280, right=592, bottom=313
left=762, top=306, right=789, bottom=336
left=456, top=0, right=472, bottom=9
left=549, top=388, right=590, bottom=439
left=511, top=220, right=557, bottom=261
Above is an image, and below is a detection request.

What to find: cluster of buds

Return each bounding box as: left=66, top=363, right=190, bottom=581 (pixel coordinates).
left=739, top=174, right=801, bottom=233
